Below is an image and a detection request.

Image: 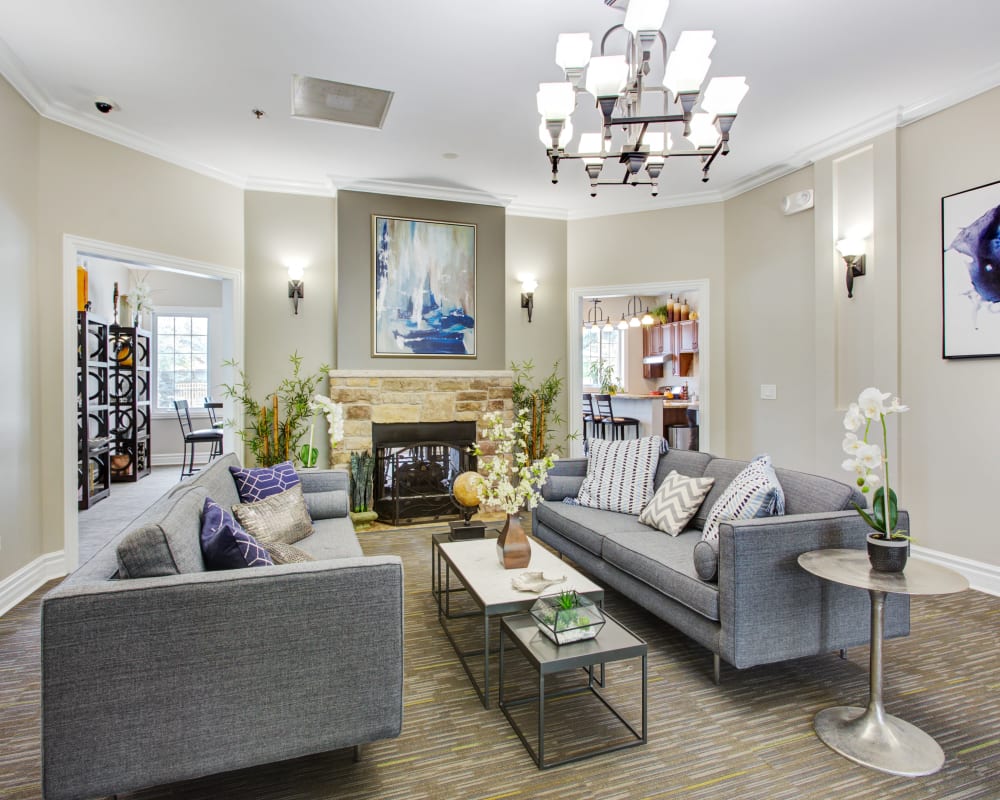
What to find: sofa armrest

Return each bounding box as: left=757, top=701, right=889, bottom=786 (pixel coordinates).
left=299, top=468, right=349, bottom=494
left=41, top=556, right=403, bottom=800
left=541, top=457, right=588, bottom=501
left=717, top=510, right=910, bottom=669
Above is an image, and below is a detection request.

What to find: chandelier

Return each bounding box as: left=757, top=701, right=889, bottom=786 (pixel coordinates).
left=536, top=0, right=748, bottom=197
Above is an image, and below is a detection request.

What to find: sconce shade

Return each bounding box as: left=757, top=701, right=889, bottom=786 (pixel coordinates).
left=521, top=277, right=538, bottom=293
left=837, top=238, right=866, bottom=257
left=837, top=238, right=867, bottom=298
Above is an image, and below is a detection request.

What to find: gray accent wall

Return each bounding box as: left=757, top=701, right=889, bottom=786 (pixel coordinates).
left=336, top=190, right=506, bottom=370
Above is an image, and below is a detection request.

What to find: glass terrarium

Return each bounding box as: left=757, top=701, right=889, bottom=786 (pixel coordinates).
left=530, top=590, right=606, bottom=645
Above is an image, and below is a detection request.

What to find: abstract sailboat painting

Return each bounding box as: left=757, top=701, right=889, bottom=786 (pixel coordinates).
left=373, top=215, right=477, bottom=357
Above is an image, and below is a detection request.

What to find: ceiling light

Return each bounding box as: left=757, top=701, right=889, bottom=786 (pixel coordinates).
left=537, top=8, right=748, bottom=196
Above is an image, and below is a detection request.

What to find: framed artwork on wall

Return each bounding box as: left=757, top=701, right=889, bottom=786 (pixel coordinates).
left=372, top=215, right=477, bottom=358
left=942, top=179, right=1000, bottom=359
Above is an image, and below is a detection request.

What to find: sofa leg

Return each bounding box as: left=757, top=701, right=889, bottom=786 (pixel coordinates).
left=712, top=653, right=721, bottom=685
left=353, top=744, right=363, bottom=762
left=839, top=648, right=847, bottom=659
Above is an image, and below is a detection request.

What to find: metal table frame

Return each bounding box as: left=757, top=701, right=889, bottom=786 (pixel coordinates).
left=431, top=533, right=604, bottom=709
left=798, top=549, right=968, bottom=777
left=498, top=612, right=647, bottom=769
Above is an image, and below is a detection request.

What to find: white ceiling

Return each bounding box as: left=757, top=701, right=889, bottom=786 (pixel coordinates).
left=3, top=0, right=1000, bottom=219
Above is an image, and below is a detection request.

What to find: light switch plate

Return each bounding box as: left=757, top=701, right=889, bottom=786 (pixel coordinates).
left=760, top=384, right=777, bottom=400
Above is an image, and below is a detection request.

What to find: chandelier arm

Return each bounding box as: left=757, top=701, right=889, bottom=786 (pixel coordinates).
left=600, top=24, right=625, bottom=56
left=610, top=112, right=686, bottom=126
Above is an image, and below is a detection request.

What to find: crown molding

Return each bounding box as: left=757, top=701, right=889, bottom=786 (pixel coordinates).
left=505, top=204, right=570, bottom=221
left=329, top=176, right=515, bottom=208
left=245, top=175, right=336, bottom=197
left=0, top=34, right=49, bottom=114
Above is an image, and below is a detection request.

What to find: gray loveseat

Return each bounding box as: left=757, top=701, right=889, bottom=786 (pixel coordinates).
left=41, top=454, right=403, bottom=800
left=535, top=449, right=909, bottom=682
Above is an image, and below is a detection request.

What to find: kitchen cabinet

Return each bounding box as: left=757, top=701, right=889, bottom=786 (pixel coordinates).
left=677, top=320, right=698, bottom=353
left=641, top=325, right=664, bottom=379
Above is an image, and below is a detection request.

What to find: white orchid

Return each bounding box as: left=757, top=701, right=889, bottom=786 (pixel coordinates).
left=843, top=403, right=864, bottom=432
left=308, top=394, right=344, bottom=452
left=856, top=443, right=882, bottom=470
left=842, top=432, right=862, bottom=455
left=886, top=396, right=909, bottom=414
left=857, top=387, right=891, bottom=420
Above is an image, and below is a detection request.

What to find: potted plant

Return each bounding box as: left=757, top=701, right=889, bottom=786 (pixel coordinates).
left=530, top=589, right=605, bottom=645
left=511, top=359, right=566, bottom=463
left=300, top=393, right=344, bottom=468
left=349, top=450, right=378, bottom=530
left=587, top=362, right=619, bottom=395
left=473, top=410, right=556, bottom=568
left=221, top=353, right=329, bottom=467
left=841, top=387, right=910, bottom=572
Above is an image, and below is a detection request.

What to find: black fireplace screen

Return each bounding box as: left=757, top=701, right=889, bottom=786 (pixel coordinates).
left=372, top=422, right=477, bottom=525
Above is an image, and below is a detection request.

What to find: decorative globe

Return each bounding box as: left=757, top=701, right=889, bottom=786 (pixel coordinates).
left=453, top=471, right=483, bottom=508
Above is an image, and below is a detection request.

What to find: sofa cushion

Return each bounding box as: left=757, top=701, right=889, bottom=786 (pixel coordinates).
left=693, top=540, right=719, bottom=581
left=639, top=471, right=715, bottom=536
left=701, top=455, right=785, bottom=544
left=116, top=487, right=209, bottom=578
left=229, top=461, right=301, bottom=503
left=652, top=449, right=713, bottom=490
left=577, top=436, right=662, bottom=515
left=304, top=489, right=349, bottom=520
left=295, top=518, right=365, bottom=559
left=603, top=530, right=720, bottom=620
left=261, top=541, right=315, bottom=564
left=535, top=500, right=651, bottom=557
left=232, top=484, right=313, bottom=544
left=199, top=497, right=274, bottom=570
left=172, top=453, right=242, bottom=509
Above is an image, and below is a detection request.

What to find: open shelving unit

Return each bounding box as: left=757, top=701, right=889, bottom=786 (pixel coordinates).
left=77, top=311, right=112, bottom=509
left=109, top=324, right=152, bottom=482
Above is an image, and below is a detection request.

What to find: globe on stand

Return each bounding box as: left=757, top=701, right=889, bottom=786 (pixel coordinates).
left=450, top=471, right=487, bottom=540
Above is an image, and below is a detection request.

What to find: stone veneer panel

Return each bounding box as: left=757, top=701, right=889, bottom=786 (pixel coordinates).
left=328, top=370, right=514, bottom=466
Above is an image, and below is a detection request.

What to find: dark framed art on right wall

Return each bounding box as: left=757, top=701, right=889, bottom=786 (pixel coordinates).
left=942, top=178, right=1000, bottom=359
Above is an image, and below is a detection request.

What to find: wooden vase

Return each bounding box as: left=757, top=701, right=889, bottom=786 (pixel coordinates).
left=497, top=513, right=531, bottom=569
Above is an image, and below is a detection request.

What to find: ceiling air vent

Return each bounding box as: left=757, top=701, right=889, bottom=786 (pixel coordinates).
left=291, top=75, right=393, bottom=129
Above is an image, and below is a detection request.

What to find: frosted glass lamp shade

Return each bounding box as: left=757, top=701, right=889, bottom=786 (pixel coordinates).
left=663, top=52, right=712, bottom=96
left=286, top=264, right=305, bottom=281
left=702, top=76, right=749, bottom=115
left=556, top=33, right=592, bottom=70
left=837, top=238, right=866, bottom=257
left=585, top=55, right=628, bottom=98
left=520, top=277, right=539, bottom=293
left=624, top=0, right=669, bottom=34
left=602, top=319, right=615, bottom=332
left=687, top=113, right=719, bottom=148
left=536, top=82, right=576, bottom=120
left=579, top=132, right=604, bottom=165
left=617, top=316, right=629, bottom=330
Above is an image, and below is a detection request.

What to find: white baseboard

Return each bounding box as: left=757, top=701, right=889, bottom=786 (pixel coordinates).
left=0, top=551, right=67, bottom=617
left=912, top=545, right=1000, bottom=597
left=156, top=452, right=214, bottom=467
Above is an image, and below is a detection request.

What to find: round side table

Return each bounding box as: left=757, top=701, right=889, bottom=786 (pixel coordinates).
left=798, top=548, right=968, bottom=777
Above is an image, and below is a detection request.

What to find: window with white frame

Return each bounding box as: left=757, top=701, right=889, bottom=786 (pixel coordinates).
left=582, top=326, right=625, bottom=390
left=154, top=313, right=210, bottom=412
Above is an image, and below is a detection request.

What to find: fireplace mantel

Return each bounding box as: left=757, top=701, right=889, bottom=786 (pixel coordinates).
left=328, top=369, right=514, bottom=465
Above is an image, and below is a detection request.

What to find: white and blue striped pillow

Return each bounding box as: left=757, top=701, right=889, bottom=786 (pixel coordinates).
left=577, top=436, right=663, bottom=515
left=701, top=454, right=785, bottom=544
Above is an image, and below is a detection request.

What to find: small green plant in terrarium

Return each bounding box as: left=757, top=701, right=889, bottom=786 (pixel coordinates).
left=531, top=590, right=605, bottom=645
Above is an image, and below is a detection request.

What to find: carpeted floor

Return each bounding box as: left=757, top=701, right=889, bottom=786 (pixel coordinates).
left=2, top=523, right=999, bottom=799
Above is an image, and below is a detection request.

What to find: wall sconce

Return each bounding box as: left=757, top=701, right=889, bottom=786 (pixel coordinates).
left=836, top=237, right=867, bottom=298
left=520, top=277, right=538, bottom=322
left=287, top=264, right=305, bottom=314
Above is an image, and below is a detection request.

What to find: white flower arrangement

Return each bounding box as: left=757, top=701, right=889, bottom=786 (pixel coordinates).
left=309, top=394, right=345, bottom=451
left=129, top=278, right=154, bottom=325
left=473, top=409, right=556, bottom=516
left=841, top=387, right=909, bottom=538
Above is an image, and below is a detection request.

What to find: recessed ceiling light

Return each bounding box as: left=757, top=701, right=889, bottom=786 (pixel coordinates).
left=442, top=152, right=459, bottom=160
left=291, top=75, right=393, bottom=129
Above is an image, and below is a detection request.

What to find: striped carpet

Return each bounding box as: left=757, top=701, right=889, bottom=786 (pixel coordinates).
left=2, top=525, right=998, bottom=799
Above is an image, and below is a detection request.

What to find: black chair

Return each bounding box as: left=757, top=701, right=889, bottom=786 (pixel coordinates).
left=204, top=397, right=225, bottom=458
left=582, top=393, right=595, bottom=447
left=593, top=394, right=640, bottom=440
left=174, top=399, right=224, bottom=478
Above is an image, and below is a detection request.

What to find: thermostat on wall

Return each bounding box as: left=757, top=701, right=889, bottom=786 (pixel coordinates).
left=781, top=189, right=814, bottom=215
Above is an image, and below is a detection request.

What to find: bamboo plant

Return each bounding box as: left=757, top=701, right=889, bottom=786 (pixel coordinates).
left=511, top=360, right=566, bottom=463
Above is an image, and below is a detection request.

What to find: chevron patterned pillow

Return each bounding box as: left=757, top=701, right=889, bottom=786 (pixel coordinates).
left=701, top=454, right=785, bottom=545
left=638, top=471, right=715, bottom=536
left=577, top=435, right=663, bottom=515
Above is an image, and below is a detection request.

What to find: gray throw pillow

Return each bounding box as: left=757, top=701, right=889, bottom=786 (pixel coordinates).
left=693, top=540, right=719, bottom=581
left=304, top=489, right=349, bottom=520
left=232, top=484, right=313, bottom=545
left=638, top=471, right=715, bottom=536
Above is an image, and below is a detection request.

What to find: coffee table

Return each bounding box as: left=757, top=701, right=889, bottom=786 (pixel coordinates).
left=798, top=549, right=968, bottom=776
left=498, top=611, right=647, bottom=769
left=434, top=536, right=603, bottom=708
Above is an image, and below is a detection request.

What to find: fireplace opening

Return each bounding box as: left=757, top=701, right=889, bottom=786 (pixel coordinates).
left=372, top=421, right=478, bottom=525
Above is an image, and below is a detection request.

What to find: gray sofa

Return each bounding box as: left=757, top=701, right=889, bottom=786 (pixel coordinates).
left=535, top=449, right=909, bottom=681
left=41, top=454, right=403, bottom=800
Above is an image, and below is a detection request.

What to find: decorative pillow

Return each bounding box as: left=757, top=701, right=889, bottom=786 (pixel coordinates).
left=577, top=436, right=663, bottom=515
left=304, top=489, right=349, bottom=520
left=232, top=484, right=314, bottom=544
left=693, top=540, right=719, bottom=581
left=229, top=461, right=301, bottom=503
left=262, top=541, right=316, bottom=565
left=701, top=454, right=785, bottom=544
left=200, top=497, right=273, bottom=570
left=638, top=471, right=715, bottom=536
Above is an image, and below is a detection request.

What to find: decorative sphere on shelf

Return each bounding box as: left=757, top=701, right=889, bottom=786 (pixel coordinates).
left=453, top=471, right=484, bottom=509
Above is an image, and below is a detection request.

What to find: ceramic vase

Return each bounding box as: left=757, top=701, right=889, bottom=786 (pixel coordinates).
left=866, top=533, right=909, bottom=573
left=497, top=513, right=531, bottom=569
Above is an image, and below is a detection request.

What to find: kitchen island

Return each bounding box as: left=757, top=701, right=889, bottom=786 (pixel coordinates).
left=593, top=394, right=698, bottom=444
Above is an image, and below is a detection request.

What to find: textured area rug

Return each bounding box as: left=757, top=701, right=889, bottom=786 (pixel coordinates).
left=2, top=525, right=998, bottom=799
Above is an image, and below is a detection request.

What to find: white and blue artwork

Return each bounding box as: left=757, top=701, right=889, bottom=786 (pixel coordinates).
left=943, top=179, right=1000, bottom=358
left=372, top=215, right=476, bottom=357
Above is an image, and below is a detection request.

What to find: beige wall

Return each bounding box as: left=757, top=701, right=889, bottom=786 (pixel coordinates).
left=243, top=190, right=337, bottom=467
left=567, top=204, right=727, bottom=453
left=336, top=191, right=506, bottom=370
left=0, top=77, right=41, bottom=583
left=505, top=215, right=570, bottom=455
left=898, top=86, right=1000, bottom=566
left=37, top=120, right=245, bottom=558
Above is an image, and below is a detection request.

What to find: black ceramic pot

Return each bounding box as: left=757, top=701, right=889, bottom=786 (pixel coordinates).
left=866, top=534, right=909, bottom=573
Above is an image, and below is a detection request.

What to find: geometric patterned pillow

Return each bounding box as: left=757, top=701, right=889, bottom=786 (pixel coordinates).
left=701, top=454, right=785, bottom=544
left=229, top=461, right=301, bottom=503
left=638, top=471, right=715, bottom=536
left=262, top=541, right=316, bottom=565
left=577, top=436, right=663, bottom=516
left=199, top=497, right=274, bottom=570
left=231, top=484, right=314, bottom=545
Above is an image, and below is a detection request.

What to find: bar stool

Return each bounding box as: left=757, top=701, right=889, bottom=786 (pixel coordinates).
left=173, top=400, right=224, bottom=479
left=594, top=394, right=640, bottom=440
left=582, top=393, right=595, bottom=447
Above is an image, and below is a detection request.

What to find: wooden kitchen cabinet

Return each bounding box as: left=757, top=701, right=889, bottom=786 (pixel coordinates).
left=677, top=320, right=698, bottom=353
left=642, top=325, right=665, bottom=379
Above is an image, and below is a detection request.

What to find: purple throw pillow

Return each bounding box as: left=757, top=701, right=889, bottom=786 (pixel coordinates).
left=229, top=461, right=301, bottom=503
left=200, top=497, right=273, bottom=570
